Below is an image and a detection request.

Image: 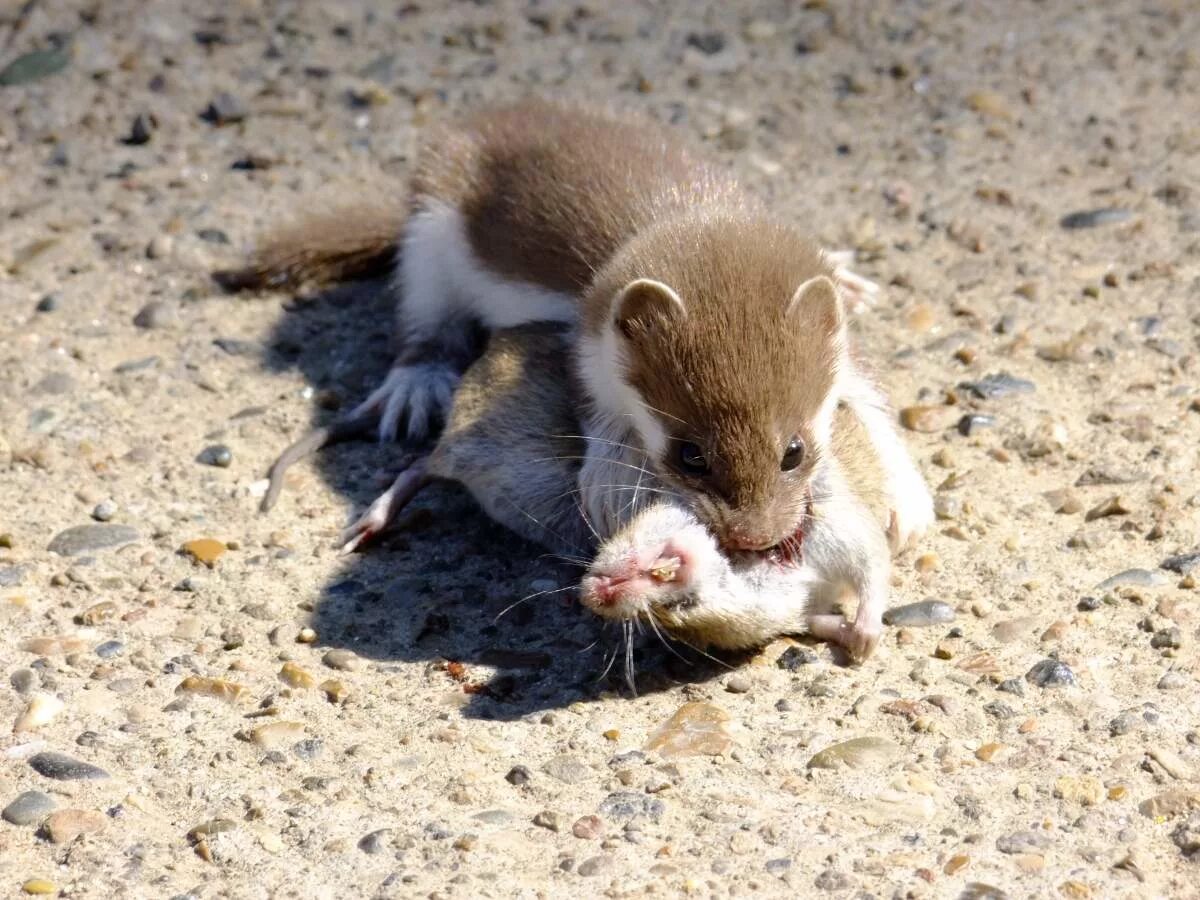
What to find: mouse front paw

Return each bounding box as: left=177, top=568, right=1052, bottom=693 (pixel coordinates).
left=825, top=249, right=881, bottom=314
left=806, top=613, right=882, bottom=663
left=886, top=472, right=934, bottom=553
left=351, top=361, right=459, bottom=443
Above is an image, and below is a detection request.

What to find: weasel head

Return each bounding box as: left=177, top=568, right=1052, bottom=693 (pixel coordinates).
left=580, top=213, right=846, bottom=553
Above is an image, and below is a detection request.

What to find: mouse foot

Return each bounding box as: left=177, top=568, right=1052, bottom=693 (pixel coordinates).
left=825, top=249, right=881, bottom=314
left=352, top=361, right=459, bottom=443
left=807, top=613, right=881, bottom=663
left=339, top=459, right=428, bottom=554
left=885, top=473, right=935, bottom=553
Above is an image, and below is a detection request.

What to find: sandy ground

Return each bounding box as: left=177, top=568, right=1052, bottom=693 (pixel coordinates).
left=2, top=1, right=1199, bottom=897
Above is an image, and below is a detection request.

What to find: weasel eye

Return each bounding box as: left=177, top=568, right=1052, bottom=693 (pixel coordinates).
left=677, top=441, right=710, bottom=475
left=780, top=436, right=806, bottom=471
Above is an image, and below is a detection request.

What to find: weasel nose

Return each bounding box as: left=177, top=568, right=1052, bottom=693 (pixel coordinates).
left=721, top=525, right=774, bottom=552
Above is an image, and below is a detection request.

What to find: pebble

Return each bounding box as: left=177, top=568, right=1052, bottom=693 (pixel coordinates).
left=48, top=524, right=140, bottom=556
left=533, top=810, right=563, bottom=831
left=201, top=92, right=247, bottom=125
left=95, top=640, right=124, bottom=659
left=43, top=808, right=106, bottom=843
left=1158, top=671, right=1188, bottom=691
left=358, top=829, right=391, bottom=854
left=1173, top=814, right=1200, bottom=857
left=899, top=405, right=956, bottom=432
left=1026, top=659, right=1076, bottom=688
left=1161, top=551, right=1200, bottom=575
left=1148, top=747, right=1195, bottom=781
left=13, top=692, right=64, bottom=732
left=182, top=538, right=226, bottom=567
left=959, top=372, right=1036, bottom=400
left=293, top=738, right=324, bottom=761
left=597, top=792, right=664, bottom=824
left=22, top=880, right=56, bottom=896
left=1076, top=466, right=1145, bottom=486
left=644, top=702, right=732, bottom=758
left=959, top=884, right=1009, bottom=900
left=1084, top=495, right=1130, bottom=521
left=250, top=722, right=305, bottom=749
left=36, top=292, right=61, bottom=312
left=1054, top=776, right=1104, bottom=806
left=996, top=830, right=1050, bottom=854
left=958, top=414, right=995, bottom=436
left=1060, top=207, right=1133, bottom=229
left=279, top=662, right=315, bottom=689
left=883, top=600, right=955, bottom=627
left=198, top=445, right=233, bottom=468
left=725, top=674, right=751, bottom=693
left=776, top=646, right=818, bottom=669
left=505, top=765, right=532, bottom=786
left=572, top=815, right=603, bottom=839
left=11, top=668, right=36, bottom=693
left=320, top=680, right=348, bottom=703
left=541, top=754, right=591, bottom=784
left=90, top=500, right=117, bottom=522
left=1139, top=789, right=1200, bottom=818
left=322, top=649, right=362, bottom=671
left=29, top=751, right=110, bottom=781
left=3, top=791, right=56, bottom=826
left=577, top=855, right=615, bottom=877
left=1151, top=627, right=1182, bottom=650
left=175, top=674, right=244, bottom=702
left=807, top=736, right=901, bottom=771
left=146, top=233, right=173, bottom=259
left=1095, top=569, right=1169, bottom=590
left=133, top=301, right=177, bottom=329
left=0, top=564, right=25, bottom=586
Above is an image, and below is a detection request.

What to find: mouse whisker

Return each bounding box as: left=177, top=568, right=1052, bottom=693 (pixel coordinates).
left=492, top=584, right=576, bottom=624
left=623, top=620, right=638, bottom=697
left=643, top=612, right=695, bottom=668
left=645, top=612, right=734, bottom=672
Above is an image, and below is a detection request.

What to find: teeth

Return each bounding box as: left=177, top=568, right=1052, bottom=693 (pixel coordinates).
left=648, top=557, right=681, bottom=582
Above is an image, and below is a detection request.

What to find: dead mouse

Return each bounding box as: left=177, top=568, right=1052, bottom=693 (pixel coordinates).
left=338, top=324, right=893, bottom=661
left=217, top=99, right=932, bottom=576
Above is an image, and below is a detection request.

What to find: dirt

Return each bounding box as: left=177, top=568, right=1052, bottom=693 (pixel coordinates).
left=1, top=1, right=1199, bottom=897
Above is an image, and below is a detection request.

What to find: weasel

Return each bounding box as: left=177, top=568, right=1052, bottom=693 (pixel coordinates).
left=338, top=325, right=893, bottom=660
left=218, top=99, right=933, bottom=564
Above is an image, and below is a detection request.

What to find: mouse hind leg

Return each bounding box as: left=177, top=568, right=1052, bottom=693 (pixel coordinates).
left=339, top=456, right=430, bottom=554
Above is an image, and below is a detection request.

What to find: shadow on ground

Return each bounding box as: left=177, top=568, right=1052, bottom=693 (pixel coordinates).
left=254, top=277, right=741, bottom=719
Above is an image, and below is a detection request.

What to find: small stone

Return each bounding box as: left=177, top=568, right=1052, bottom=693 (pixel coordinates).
left=296, top=626, right=317, bottom=644
left=94, top=640, right=124, bottom=659
left=124, top=113, right=155, bottom=145
left=1095, top=568, right=1169, bottom=590
left=597, top=792, right=664, bottom=824
left=533, top=810, right=563, bottom=832
left=725, top=674, right=751, bottom=694
left=90, top=500, right=117, bottom=522
left=11, top=668, right=36, bottom=693
left=944, top=854, right=970, bottom=875
left=776, top=646, right=818, bottom=669
left=975, top=742, right=1007, bottom=762
left=996, top=831, right=1050, bottom=854
left=79, top=601, right=118, bottom=626
left=1026, top=659, right=1076, bottom=688
left=644, top=702, right=732, bottom=759
left=293, top=738, right=324, bottom=761
left=3, top=791, right=56, bottom=826
left=13, top=692, right=64, bottom=732
left=1161, top=551, right=1200, bottom=575
left=572, top=815, right=603, bottom=839
left=43, top=808, right=105, bottom=843
left=686, top=31, right=726, bottom=55
left=250, top=721, right=305, bottom=749
left=48, top=524, right=140, bottom=556
left=198, top=445, right=233, bottom=468
left=321, top=649, right=362, bottom=671
left=505, top=765, right=532, bottom=786
left=182, top=538, right=226, bottom=567
left=959, top=373, right=1036, bottom=400
left=320, top=680, right=348, bottom=703
left=807, top=736, right=901, bottom=771
left=1060, top=208, right=1133, bottom=230
left=22, top=880, right=56, bottom=896
left=1139, top=789, right=1200, bottom=818
left=201, top=92, right=247, bottom=125
left=1158, top=671, right=1188, bottom=691
left=1172, top=813, right=1200, bottom=857
left=133, top=301, right=177, bottom=329
left=1084, top=495, right=1130, bottom=521
left=177, top=676, right=244, bottom=703
left=146, top=233, right=173, bottom=259
left=958, top=414, right=995, bottom=436
left=577, top=855, right=615, bottom=877
left=1054, top=776, right=1104, bottom=806
left=29, top=751, right=109, bottom=781
left=279, top=662, right=315, bottom=689
left=900, top=405, right=956, bottom=432
left=36, top=292, right=61, bottom=312
left=1151, top=627, right=1183, bottom=650
left=966, top=90, right=1013, bottom=119
left=1109, top=711, right=1141, bottom=736
left=542, top=754, right=591, bottom=784
left=915, top=553, right=940, bottom=573
left=1149, top=747, right=1195, bottom=781
left=883, top=600, right=955, bottom=627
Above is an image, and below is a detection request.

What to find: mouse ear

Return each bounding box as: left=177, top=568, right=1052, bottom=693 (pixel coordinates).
left=614, top=278, right=686, bottom=340
left=787, top=275, right=843, bottom=336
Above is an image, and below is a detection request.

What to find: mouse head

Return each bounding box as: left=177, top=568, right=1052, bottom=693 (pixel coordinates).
left=582, top=213, right=846, bottom=553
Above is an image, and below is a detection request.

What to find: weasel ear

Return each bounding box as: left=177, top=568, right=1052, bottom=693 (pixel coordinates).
left=787, top=275, right=843, bottom=336
left=614, top=278, right=686, bottom=339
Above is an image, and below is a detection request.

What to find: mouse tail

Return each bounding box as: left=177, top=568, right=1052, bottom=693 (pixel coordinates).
left=213, top=197, right=405, bottom=292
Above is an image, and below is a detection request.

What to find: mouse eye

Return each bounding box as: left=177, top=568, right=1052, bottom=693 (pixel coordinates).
left=780, top=435, right=806, bottom=471
left=677, top=441, right=710, bottom=475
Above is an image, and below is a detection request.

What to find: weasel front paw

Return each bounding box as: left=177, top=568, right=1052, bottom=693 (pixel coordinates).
left=886, top=470, right=934, bottom=553
left=352, top=362, right=459, bottom=442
